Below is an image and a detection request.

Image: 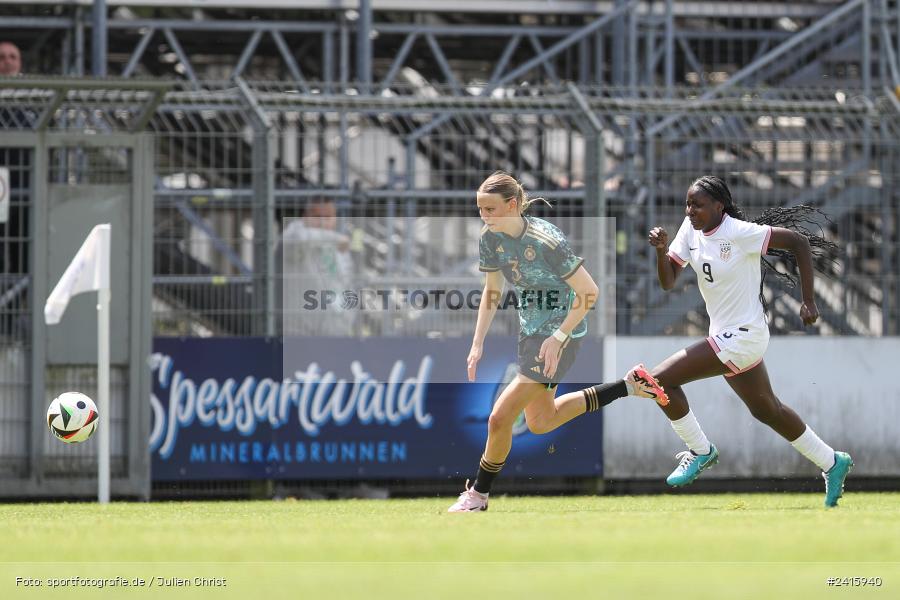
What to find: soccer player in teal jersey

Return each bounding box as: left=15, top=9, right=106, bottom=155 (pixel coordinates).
left=480, top=200, right=589, bottom=346
left=448, top=172, right=669, bottom=512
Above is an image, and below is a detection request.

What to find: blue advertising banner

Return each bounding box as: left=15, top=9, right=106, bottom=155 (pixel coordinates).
left=151, top=337, right=604, bottom=481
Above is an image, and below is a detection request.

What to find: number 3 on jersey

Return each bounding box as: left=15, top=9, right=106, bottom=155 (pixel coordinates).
left=506, top=259, right=522, bottom=283
left=702, top=262, right=714, bottom=283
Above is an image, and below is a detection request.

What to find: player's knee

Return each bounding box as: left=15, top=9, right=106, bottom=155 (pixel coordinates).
left=652, top=369, right=673, bottom=390
left=748, top=396, right=780, bottom=425
left=487, top=411, right=513, bottom=434
left=656, top=377, right=681, bottom=397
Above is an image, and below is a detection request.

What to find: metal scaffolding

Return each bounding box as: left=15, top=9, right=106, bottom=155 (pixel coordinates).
left=3, top=1, right=898, bottom=90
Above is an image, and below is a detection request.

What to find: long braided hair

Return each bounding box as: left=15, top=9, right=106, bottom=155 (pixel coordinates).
left=690, top=175, right=840, bottom=309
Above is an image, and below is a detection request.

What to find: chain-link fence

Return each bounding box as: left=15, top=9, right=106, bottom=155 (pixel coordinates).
left=0, top=145, right=32, bottom=478
left=2, top=77, right=898, bottom=348
left=149, top=82, right=607, bottom=337
left=143, top=81, right=900, bottom=339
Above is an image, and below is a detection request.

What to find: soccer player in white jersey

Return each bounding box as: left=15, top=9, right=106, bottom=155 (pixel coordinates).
left=448, top=172, right=669, bottom=512
left=646, top=175, right=852, bottom=507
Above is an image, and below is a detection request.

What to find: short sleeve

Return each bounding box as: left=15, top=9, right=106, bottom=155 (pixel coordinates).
left=667, top=217, right=692, bottom=267
left=730, top=219, right=773, bottom=256
left=479, top=233, right=500, bottom=272
left=545, top=236, right=584, bottom=280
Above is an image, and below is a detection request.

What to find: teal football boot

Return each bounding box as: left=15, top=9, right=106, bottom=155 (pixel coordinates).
left=666, top=444, right=719, bottom=487
left=823, top=452, right=853, bottom=508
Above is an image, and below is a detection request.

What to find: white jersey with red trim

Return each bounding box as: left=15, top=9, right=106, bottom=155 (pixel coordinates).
left=666, top=214, right=773, bottom=335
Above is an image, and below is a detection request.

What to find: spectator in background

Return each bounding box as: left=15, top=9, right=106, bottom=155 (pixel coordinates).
left=0, top=41, right=22, bottom=76
left=0, top=41, right=33, bottom=127
left=277, top=197, right=357, bottom=337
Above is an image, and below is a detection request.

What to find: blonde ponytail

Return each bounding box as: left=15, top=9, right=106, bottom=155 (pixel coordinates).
left=478, top=171, right=552, bottom=214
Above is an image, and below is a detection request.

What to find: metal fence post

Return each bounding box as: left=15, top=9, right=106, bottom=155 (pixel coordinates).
left=29, top=133, right=47, bottom=487
left=130, top=133, right=154, bottom=499
left=568, top=84, right=608, bottom=337
left=252, top=129, right=276, bottom=338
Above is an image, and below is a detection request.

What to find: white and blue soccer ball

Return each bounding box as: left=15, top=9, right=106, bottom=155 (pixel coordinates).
left=47, top=392, right=99, bottom=444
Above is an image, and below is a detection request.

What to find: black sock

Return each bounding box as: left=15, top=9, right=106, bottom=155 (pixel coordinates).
left=583, top=380, right=628, bottom=412
left=473, top=455, right=504, bottom=494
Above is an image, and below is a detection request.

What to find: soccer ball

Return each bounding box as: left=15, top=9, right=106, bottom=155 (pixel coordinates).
left=47, top=392, right=99, bottom=443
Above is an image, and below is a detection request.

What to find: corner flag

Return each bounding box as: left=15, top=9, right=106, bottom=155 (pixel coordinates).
left=44, top=223, right=112, bottom=504
left=44, top=224, right=111, bottom=325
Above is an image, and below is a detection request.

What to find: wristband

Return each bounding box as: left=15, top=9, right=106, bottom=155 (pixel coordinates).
left=552, top=328, right=569, bottom=343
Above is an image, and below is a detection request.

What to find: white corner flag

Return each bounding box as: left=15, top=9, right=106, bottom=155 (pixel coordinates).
left=44, top=224, right=111, bottom=325
left=44, top=223, right=112, bottom=504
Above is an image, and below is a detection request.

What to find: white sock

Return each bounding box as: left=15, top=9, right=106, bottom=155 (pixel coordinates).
left=670, top=410, right=712, bottom=456
left=790, top=426, right=836, bottom=472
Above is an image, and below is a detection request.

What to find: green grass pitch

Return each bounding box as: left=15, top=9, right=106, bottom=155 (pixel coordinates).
left=3, top=493, right=899, bottom=599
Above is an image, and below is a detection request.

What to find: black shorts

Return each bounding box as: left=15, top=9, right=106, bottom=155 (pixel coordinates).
left=517, top=333, right=583, bottom=389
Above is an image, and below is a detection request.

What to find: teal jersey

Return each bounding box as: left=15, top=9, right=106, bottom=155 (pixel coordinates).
left=479, top=216, right=587, bottom=338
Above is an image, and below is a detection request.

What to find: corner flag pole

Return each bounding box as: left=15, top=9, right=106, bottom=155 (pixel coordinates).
left=43, top=223, right=111, bottom=504
left=96, top=226, right=111, bottom=505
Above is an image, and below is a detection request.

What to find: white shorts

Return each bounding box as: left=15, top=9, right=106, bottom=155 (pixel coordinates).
left=706, top=324, right=769, bottom=377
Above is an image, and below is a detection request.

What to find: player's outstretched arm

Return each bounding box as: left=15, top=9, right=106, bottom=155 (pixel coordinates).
left=468, top=269, right=504, bottom=381
left=768, top=227, right=819, bottom=325
left=648, top=227, right=682, bottom=291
